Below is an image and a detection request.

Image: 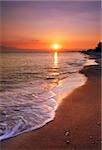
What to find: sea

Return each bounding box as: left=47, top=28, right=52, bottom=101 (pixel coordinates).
left=0, top=52, right=97, bottom=140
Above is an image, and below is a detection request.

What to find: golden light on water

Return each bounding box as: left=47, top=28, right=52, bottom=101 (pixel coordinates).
left=54, top=52, right=58, bottom=68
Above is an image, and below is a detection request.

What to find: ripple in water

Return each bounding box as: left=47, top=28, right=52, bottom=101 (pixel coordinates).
left=0, top=52, right=97, bottom=140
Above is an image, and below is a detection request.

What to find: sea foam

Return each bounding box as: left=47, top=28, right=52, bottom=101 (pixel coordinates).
left=0, top=52, right=97, bottom=141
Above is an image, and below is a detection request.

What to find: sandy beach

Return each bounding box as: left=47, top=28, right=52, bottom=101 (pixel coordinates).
left=1, top=1, right=101, bottom=149
left=1, top=59, right=101, bottom=150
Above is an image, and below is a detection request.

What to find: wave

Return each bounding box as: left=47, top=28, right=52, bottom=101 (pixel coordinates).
left=0, top=53, right=98, bottom=141
left=0, top=72, right=87, bottom=141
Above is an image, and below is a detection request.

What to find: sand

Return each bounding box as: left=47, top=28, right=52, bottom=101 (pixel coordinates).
left=1, top=61, right=101, bottom=150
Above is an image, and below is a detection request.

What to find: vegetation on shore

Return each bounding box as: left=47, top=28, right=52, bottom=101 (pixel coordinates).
left=81, top=42, right=101, bottom=54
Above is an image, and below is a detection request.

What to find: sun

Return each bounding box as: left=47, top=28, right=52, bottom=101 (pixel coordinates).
left=53, top=43, right=60, bottom=50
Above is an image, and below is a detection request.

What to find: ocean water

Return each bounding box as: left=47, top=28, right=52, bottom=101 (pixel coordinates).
left=0, top=52, right=97, bottom=140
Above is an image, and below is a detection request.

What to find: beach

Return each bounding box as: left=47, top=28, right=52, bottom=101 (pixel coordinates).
left=1, top=1, right=101, bottom=149
left=1, top=56, right=101, bottom=150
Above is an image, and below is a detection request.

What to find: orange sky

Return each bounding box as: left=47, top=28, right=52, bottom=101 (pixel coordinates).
left=1, top=39, right=100, bottom=51
left=0, top=1, right=101, bottom=51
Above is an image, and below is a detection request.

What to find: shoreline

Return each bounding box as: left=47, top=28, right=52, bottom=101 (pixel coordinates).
left=0, top=52, right=90, bottom=141
left=1, top=57, right=101, bottom=150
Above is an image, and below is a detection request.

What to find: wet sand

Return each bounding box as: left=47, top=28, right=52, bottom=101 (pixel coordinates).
left=1, top=63, right=101, bottom=150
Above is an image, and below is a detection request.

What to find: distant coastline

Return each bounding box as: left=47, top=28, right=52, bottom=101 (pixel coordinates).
left=0, top=45, right=98, bottom=53
left=1, top=42, right=101, bottom=53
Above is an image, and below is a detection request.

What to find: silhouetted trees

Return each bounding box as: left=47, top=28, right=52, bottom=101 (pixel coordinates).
left=94, top=42, right=101, bottom=52
left=81, top=42, right=101, bottom=54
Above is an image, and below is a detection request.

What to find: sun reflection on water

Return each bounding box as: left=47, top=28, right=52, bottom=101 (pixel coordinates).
left=54, top=52, right=58, bottom=68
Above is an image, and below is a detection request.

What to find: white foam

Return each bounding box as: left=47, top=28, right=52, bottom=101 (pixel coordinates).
left=0, top=73, right=87, bottom=141
left=52, top=73, right=87, bottom=105
left=84, top=59, right=98, bottom=66
left=0, top=52, right=94, bottom=141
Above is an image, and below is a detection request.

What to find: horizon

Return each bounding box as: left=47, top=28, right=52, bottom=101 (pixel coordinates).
left=0, top=1, right=101, bottom=52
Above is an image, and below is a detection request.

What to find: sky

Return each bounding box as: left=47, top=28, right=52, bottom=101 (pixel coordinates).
left=0, top=1, right=101, bottom=51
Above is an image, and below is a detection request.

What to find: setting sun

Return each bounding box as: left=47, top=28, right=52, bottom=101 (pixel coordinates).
left=53, top=43, right=60, bottom=50
left=0, top=1, right=101, bottom=145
